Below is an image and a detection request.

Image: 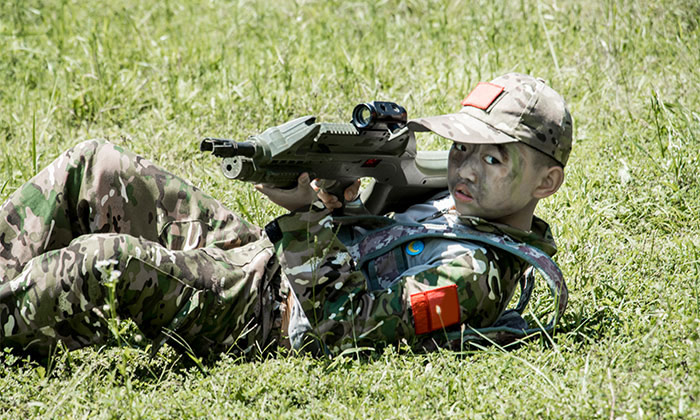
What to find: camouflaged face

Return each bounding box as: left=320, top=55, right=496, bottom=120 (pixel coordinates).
left=409, top=73, right=573, bottom=166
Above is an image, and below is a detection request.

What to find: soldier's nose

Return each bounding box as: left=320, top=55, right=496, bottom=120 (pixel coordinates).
left=458, top=162, right=477, bottom=183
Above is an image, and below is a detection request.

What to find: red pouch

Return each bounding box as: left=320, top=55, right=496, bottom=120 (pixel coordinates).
left=410, top=284, right=460, bottom=335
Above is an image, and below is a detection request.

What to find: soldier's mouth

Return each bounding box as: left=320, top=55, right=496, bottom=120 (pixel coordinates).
left=453, top=183, right=474, bottom=203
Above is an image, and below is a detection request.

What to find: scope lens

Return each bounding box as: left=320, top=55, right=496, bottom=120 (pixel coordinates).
left=352, top=103, right=375, bottom=129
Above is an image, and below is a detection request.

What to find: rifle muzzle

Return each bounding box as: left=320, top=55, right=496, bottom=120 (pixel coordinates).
left=200, top=138, right=257, bottom=158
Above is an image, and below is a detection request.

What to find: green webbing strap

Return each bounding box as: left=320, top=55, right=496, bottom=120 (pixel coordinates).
left=514, top=267, right=536, bottom=315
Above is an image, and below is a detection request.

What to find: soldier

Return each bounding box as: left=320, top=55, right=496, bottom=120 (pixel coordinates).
left=0, top=73, right=572, bottom=358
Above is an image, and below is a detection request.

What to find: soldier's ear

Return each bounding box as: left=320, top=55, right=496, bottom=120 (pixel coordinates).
left=533, top=166, right=564, bottom=199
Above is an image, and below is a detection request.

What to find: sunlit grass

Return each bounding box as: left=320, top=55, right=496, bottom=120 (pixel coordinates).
left=1, top=0, right=699, bottom=418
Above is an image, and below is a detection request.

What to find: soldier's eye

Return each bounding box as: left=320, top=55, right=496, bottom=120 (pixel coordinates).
left=484, top=155, right=500, bottom=165
left=453, top=143, right=468, bottom=152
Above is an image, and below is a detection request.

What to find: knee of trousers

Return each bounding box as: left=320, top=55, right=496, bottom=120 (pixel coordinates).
left=60, top=233, right=158, bottom=293
left=67, top=139, right=139, bottom=183
left=69, top=139, right=123, bottom=174
left=69, top=139, right=109, bottom=162
left=0, top=233, right=145, bottom=343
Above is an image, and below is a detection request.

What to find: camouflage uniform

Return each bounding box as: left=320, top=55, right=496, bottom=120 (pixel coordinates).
left=0, top=140, right=559, bottom=357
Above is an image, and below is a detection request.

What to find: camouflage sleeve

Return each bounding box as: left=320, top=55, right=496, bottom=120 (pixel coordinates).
left=402, top=245, right=525, bottom=331
left=270, top=206, right=526, bottom=354
left=268, top=205, right=403, bottom=354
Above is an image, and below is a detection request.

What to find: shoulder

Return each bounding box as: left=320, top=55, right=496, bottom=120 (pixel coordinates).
left=456, top=215, right=558, bottom=256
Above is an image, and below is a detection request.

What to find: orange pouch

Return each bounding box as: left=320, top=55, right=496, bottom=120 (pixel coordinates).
left=410, top=284, right=460, bottom=335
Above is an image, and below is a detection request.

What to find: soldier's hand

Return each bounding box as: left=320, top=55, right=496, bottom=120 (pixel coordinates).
left=314, top=179, right=361, bottom=210
left=255, top=173, right=318, bottom=211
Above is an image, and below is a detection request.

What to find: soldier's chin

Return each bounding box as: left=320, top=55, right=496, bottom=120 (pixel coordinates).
left=454, top=204, right=481, bottom=218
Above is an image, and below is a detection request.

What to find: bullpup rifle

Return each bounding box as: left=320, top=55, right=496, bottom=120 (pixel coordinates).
left=200, top=101, right=448, bottom=215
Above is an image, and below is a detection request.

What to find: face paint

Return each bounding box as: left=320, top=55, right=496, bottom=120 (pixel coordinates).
left=447, top=142, right=543, bottom=228
left=504, top=143, right=524, bottom=190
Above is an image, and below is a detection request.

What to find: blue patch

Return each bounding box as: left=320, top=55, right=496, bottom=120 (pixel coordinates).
left=405, top=240, right=425, bottom=256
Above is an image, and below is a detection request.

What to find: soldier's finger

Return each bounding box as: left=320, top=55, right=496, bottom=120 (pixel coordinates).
left=325, top=198, right=341, bottom=209
left=316, top=188, right=332, bottom=201
left=316, top=190, right=339, bottom=209
left=297, top=172, right=311, bottom=187
left=344, top=179, right=361, bottom=201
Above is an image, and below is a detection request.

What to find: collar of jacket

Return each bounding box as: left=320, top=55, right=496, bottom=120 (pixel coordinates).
left=456, top=215, right=558, bottom=257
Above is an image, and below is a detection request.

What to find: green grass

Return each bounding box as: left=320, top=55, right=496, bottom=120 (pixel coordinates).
left=1, top=0, right=699, bottom=418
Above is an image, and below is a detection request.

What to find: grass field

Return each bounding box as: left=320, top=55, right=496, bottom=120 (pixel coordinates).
left=1, top=0, right=699, bottom=418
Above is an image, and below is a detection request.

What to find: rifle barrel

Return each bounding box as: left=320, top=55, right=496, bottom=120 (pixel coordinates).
left=200, top=138, right=257, bottom=158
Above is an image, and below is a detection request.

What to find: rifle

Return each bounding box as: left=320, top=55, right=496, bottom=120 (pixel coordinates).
left=200, top=101, right=448, bottom=215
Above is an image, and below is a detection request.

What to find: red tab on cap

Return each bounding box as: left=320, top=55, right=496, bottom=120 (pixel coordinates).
left=410, top=284, right=460, bottom=335
left=461, top=82, right=505, bottom=110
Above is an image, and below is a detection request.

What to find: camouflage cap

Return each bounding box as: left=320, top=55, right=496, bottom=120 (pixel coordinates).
left=408, top=73, right=573, bottom=166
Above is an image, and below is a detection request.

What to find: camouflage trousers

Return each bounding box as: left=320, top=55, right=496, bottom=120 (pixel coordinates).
left=0, top=140, right=281, bottom=357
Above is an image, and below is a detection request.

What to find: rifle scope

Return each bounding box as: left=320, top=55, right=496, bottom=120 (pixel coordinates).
left=351, top=101, right=407, bottom=130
